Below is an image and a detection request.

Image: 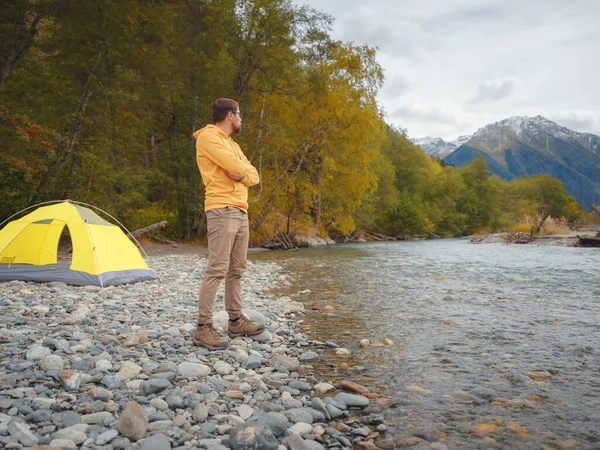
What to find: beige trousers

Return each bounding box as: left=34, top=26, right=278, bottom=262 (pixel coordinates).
left=197, top=206, right=248, bottom=325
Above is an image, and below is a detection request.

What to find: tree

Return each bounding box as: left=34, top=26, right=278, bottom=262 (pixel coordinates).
left=0, top=0, right=61, bottom=89
left=456, top=155, right=497, bottom=234
left=426, top=166, right=468, bottom=236
left=512, top=174, right=573, bottom=234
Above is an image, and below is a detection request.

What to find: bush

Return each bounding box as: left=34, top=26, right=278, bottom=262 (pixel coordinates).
left=122, top=205, right=178, bottom=239
left=511, top=214, right=571, bottom=235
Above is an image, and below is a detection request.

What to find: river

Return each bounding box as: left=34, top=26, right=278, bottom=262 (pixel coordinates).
left=250, top=239, right=600, bottom=449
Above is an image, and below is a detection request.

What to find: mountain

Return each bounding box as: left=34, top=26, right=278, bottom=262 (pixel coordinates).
left=449, top=135, right=471, bottom=148
left=443, top=116, right=600, bottom=208
left=413, top=135, right=472, bottom=158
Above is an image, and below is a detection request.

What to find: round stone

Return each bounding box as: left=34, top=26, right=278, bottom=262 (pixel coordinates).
left=39, top=354, right=64, bottom=371
left=26, top=346, right=51, bottom=361
left=96, top=360, right=113, bottom=371
left=214, top=361, right=234, bottom=375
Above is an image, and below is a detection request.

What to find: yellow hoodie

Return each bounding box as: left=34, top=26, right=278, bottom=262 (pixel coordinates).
left=193, top=124, right=259, bottom=213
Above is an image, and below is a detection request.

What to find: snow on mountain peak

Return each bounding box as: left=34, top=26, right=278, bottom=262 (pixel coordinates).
left=474, top=115, right=573, bottom=141
left=413, top=115, right=600, bottom=160
left=413, top=134, right=473, bottom=158
left=470, top=115, right=600, bottom=154
left=450, top=135, right=471, bottom=147
left=413, top=136, right=457, bottom=158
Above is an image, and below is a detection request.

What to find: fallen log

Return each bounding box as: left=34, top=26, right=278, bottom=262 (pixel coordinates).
left=131, top=220, right=167, bottom=238
left=366, top=231, right=395, bottom=241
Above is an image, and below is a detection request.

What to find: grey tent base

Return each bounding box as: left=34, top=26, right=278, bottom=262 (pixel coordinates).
left=0, top=263, right=158, bottom=286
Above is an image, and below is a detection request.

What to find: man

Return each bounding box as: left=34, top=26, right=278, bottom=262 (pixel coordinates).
left=192, top=98, right=264, bottom=350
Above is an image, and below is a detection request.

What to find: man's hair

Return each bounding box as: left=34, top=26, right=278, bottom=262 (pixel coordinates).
left=212, top=98, right=239, bottom=124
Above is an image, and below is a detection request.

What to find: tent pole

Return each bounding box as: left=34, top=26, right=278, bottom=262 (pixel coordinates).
left=2, top=199, right=151, bottom=261
left=84, top=219, right=104, bottom=289
left=0, top=199, right=67, bottom=229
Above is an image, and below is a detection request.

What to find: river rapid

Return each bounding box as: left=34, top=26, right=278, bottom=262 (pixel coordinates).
left=250, top=239, right=600, bottom=449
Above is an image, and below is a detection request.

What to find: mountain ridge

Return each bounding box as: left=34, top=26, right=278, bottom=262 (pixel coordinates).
left=412, top=135, right=471, bottom=158
left=440, top=115, right=600, bottom=208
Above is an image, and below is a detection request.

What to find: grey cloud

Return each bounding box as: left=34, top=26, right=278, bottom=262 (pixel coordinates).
left=550, top=112, right=600, bottom=135
left=335, top=8, right=439, bottom=59
left=420, top=1, right=511, bottom=33
left=301, top=0, right=600, bottom=139
left=381, top=76, right=410, bottom=98
left=414, top=0, right=580, bottom=34
left=555, top=117, right=594, bottom=132
left=390, top=105, right=461, bottom=126
left=469, top=79, right=515, bottom=104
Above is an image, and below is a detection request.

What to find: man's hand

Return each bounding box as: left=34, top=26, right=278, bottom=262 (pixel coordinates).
left=224, top=170, right=244, bottom=182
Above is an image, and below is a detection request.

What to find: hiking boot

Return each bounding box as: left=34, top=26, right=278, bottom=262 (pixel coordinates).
left=193, top=323, right=228, bottom=350
left=228, top=315, right=265, bottom=338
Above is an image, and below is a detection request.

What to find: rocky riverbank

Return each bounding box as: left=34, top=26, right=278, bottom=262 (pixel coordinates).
left=0, top=255, right=397, bottom=450
left=470, top=230, right=599, bottom=246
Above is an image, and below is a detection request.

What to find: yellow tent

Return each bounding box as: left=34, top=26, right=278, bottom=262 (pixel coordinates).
left=0, top=201, right=158, bottom=286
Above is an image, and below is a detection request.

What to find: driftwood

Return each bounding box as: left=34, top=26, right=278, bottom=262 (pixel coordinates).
left=505, top=232, right=534, bottom=244
left=576, top=235, right=600, bottom=247
left=261, top=232, right=298, bottom=250
left=335, top=235, right=366, bottom=244
left=591, top=203, right=600, bottom=217
left=365, top=231, right=395, bottom=241
left=151, top=236, right=179, bottom=248
left=131, top=220, right=167, bottom=238
left=396, top=235, right=421, bottom=241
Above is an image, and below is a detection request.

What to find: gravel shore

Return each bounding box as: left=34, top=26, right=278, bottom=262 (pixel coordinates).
left=0, top=254, right=395, bottom=450
left=470, top=230, right=599, bottom=246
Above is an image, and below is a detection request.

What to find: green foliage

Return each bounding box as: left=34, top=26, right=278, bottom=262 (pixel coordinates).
left=122, top=204, right=178, bottom=239
left=385, top=191, right=432, bottom=237
left=455, top=155, right=498, bottom=234
left=425, top=167, right=468, bottom=236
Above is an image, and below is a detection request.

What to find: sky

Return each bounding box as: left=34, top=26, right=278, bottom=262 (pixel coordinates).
left=295, top=0, right=600, bottom=140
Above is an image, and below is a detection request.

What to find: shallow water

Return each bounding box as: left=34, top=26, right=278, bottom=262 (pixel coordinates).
left=251, top=239, right=600, bottom=449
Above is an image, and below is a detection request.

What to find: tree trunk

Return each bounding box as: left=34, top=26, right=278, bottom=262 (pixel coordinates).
left=250, top=140, right=314, bottom=231
left=0, top=1, right=60, bottom=90
left=531, top=212, right=551, bottom=236
left=33, top=48, right=104, bottom=203
left=249, top=92, right=267, bottom=203
left=314, top=159, right=322, bottom=233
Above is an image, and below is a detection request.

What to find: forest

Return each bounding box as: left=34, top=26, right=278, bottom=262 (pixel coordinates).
left=1, top=0, right=595, bottom=244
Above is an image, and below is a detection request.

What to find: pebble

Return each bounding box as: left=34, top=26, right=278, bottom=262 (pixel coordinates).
left=314, top=382, right=335, bottom=394
left=527, top=370, right=552, bottom=382
left=471, top=423, right=499, bottom=437
left=339, top=380, right=368, bottom=394
left=26, top=346, right=51, bottom=361
left=0, top=256, right=385, bottom=449
left=139, top=433, right=171, bottom=449
left=39, top=355, right=64, bottom=371
left=289, top=421, right=313, bottom=435
left=97, top=429, right=119, bottom=445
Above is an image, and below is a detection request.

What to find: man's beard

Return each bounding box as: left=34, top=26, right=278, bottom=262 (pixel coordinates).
left=232, top=123, right=242, bottom=134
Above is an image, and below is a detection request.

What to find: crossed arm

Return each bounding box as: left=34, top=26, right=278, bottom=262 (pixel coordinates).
left=197, top=134, right=259, bottom=186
